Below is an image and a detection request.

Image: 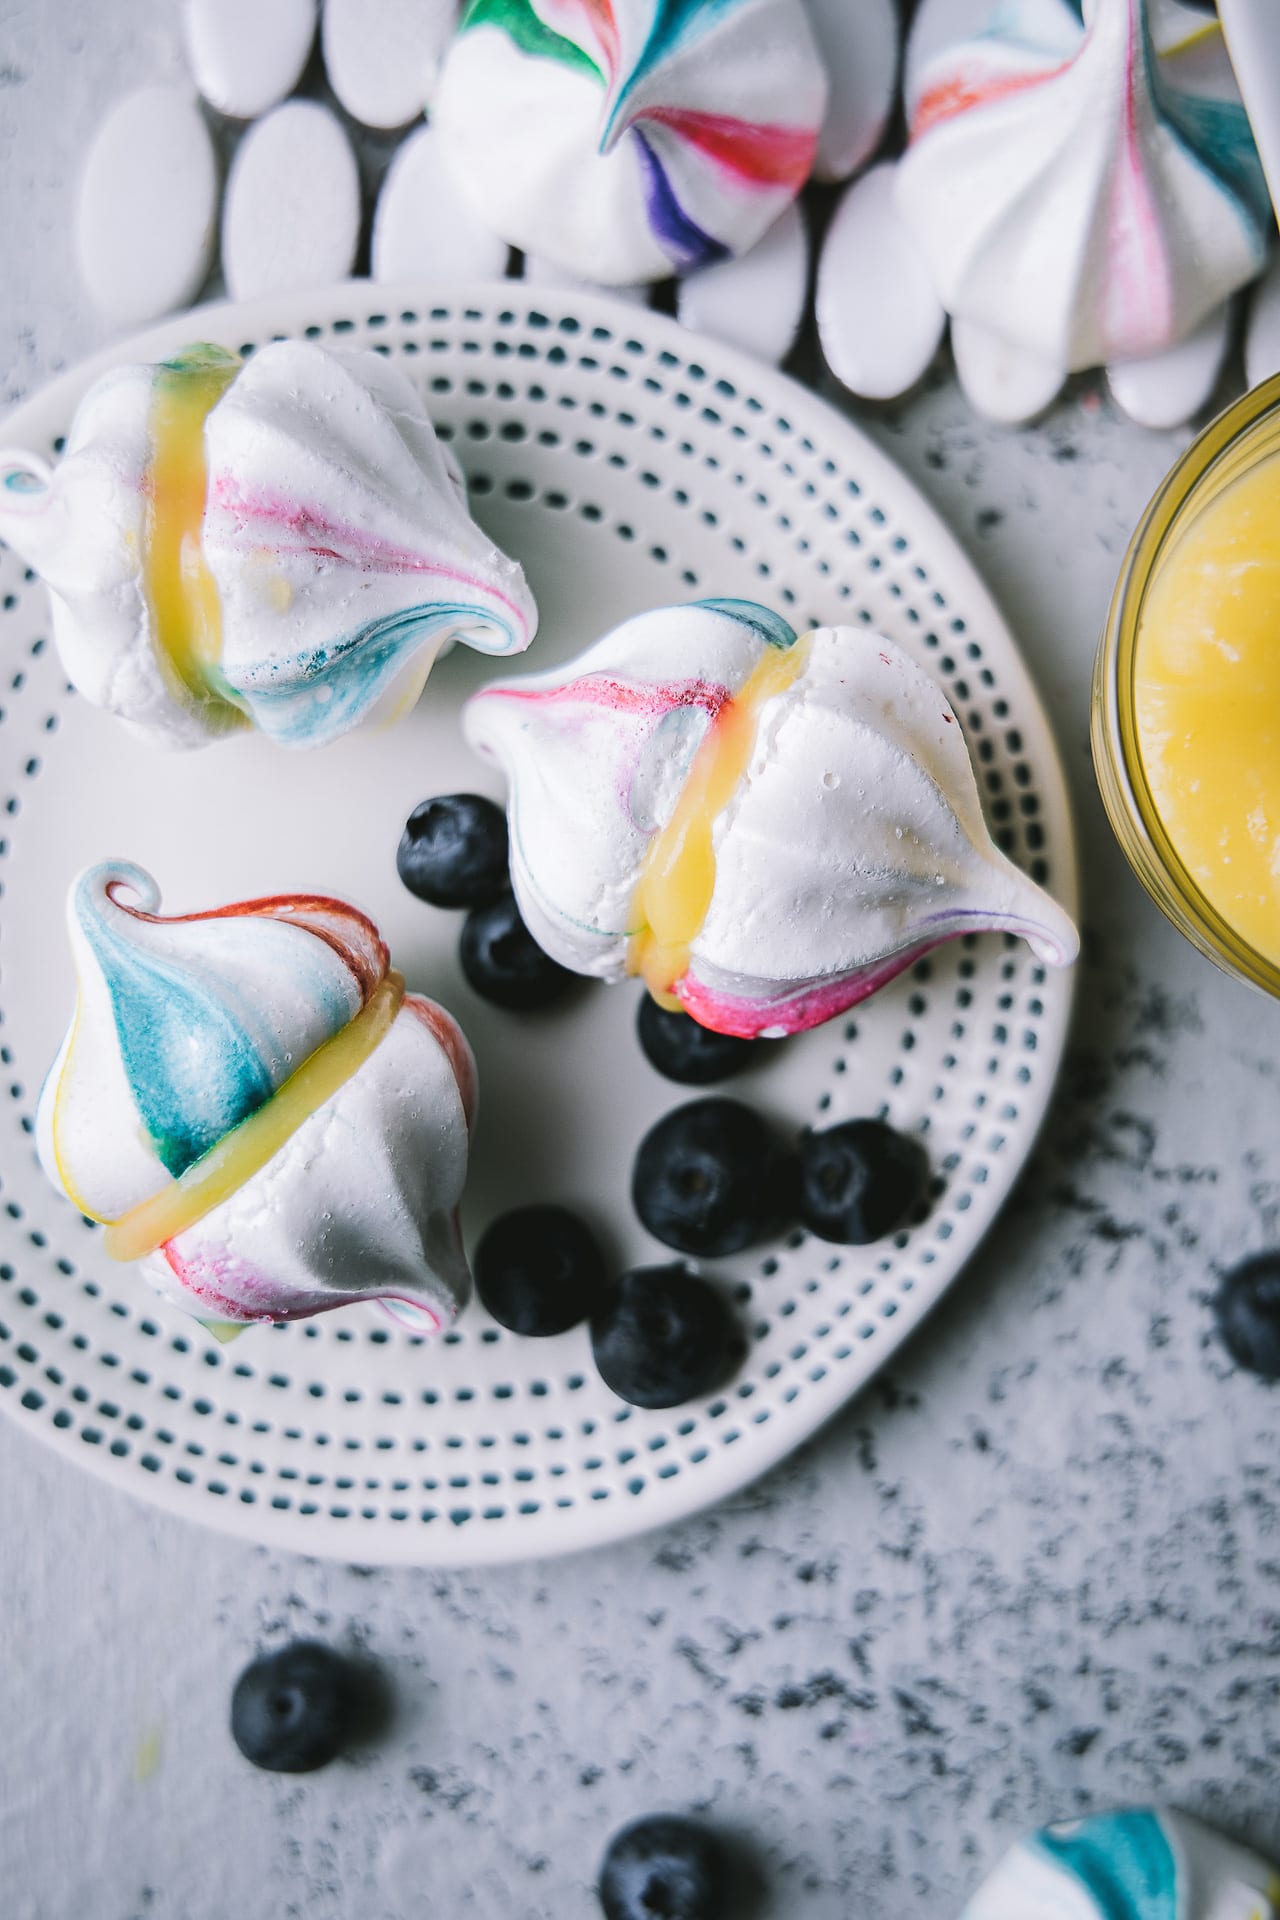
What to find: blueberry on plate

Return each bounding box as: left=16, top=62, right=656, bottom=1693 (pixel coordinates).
left=397, top=793, right=509, bottom=909
left=475, top=1204, right=604, bottom=1336
left=230, top=1641, right=355, bottom=1773
left=636, top=996, right=757, bottom=1087
left=459, top=891, right=575, bottom=1010
left=798, top=1118, right=928, bottom=1244
left=599, top=1814, right=729, bottom=1920
left=591, top=1265, right=736, bottom=1409
left=631, top=1097, right=795, bottom=1257
left=1214, top=1251, right=1280, bottom=1378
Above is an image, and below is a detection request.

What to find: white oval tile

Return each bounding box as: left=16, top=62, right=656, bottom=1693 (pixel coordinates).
left=816, top=162, right=945, bottom=400
left=804, top=0, right=899, bottom=181
left=75, top=85, right=218, bottom=328
left=1107, top=303, right=1232, bottom=429
left=222, top=100, right=360, bottom=300
left=676, top=201, right=808, bottom=365
left=951, top=317, right=1066, bottom=424
left=372, top=123, right=509, bottom=282
left=183, top=0, right=316, bottom=121
left=322, top=0, right=456, bottom=130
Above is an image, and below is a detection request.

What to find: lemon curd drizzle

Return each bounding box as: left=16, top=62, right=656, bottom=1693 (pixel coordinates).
left=103, top=971, right=406, bottom=1263
left=143, top=345, right=246, bottom=726
left=628, top=634, right=810, bottom=1005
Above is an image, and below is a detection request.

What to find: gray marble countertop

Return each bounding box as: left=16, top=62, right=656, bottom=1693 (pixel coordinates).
left=4, top=6, right=1280, bottom=1918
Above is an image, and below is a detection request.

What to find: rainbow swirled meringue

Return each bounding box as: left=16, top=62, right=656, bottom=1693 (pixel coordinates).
left=0, top=339, right=536, bottom=749
left=464, top=599, right=1077, bottom=1039
left=818, top=0, right=1272, bottom=425
left=962, top=1808, right=1280, bottom=1920
left=36, top=862, right=476, bottom=1333
left=433, top=0, right=827, bottom=286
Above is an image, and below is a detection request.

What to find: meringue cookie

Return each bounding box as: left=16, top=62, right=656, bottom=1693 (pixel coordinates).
left=433, top=0, right=827, bottom=286
left=37, top=862, right=476, bottom=1332
left=962, top=1808, right=1280, bottom=1920
left=0, top=339, right=536, bottom=750
left=463, top=599, right=1077, bottom=1039
left=897, top=0, right=1271, bottom=381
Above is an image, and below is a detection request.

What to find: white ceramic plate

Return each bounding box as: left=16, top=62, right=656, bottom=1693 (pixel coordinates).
left=0, top=282, right=1077, bottom=1566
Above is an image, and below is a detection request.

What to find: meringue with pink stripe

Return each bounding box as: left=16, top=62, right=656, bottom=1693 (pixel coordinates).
left=464, top=600, right=1077, bottom=1040
left=897, top=0, right=1271, bottom=378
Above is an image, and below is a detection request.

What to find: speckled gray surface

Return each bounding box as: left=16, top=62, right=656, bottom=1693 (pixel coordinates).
left=4, top=6, right=1280, bottom=1918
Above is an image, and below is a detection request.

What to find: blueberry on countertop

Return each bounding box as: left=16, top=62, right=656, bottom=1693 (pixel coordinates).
left=1214, top=1251, right=1280, bottom=1378
left=599, top=1814, right=729, bottom=1920
left=631, top=1097, right=795, bottom=1257
left=230, top=1641, right=356, bottom=1773
left=798, top=1118, right=928, bottom=1244
left=475, top=1204, right=604, bottom=1336
left=636, top=996, right=757, bottom=1086
left=459, top=891, right=576, bottom=1010
left=397, top=793, right=509, bottom=909
left=591, top=1265, right=736, bottom=1409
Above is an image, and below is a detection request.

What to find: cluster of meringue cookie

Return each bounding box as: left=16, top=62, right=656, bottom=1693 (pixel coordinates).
left=8, top=312, right=1078, bottom=1342
left=0, top=339, right=536, bottom=749
left=817, top=0, right=1273, bottom=428
left=38, top=862, right=475, bottom=1333
left=464, top=599, right=1077, bottom=1038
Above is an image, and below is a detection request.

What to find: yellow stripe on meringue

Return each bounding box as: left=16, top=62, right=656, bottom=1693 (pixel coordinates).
left=103, top=970, right=405, bottom=1264
left=628, top=634, right=810, bottom=1007
left=143, top=348, right=246, bottom=725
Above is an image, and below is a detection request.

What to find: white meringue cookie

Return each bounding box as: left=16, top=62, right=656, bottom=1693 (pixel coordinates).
left=433, top=0, right=827, bottom=286
left=897, top=0, right=1271, bottom=380
left=37, top=863, right=475, bottom=1332
left=961, top=1808, right=1279, bottom=1920
left=0, top=339, right=537, bottom=750
left=464, top=600, right=1077, bottom=1038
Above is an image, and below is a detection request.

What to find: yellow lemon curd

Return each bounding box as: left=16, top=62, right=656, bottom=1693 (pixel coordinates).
left=1134, top=456, right=1280, bottom=968
left=144, top=345, right=246, bottom=730
left=628, top=635, right=810, bottom=1005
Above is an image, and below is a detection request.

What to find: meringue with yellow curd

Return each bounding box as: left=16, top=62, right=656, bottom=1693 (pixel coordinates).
left=0, top=339, right=536, bottom=749
left=37, top=862, right=476, bottom=1332
left=464, top=599, right=1077, bottom=1038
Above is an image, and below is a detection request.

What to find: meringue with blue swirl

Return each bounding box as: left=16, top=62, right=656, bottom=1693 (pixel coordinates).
left=962, top=1809, right=1280, bottom=1920
left=36, top=862, right=476, bottom=1332
left=0, top=339, right=537, bottom=749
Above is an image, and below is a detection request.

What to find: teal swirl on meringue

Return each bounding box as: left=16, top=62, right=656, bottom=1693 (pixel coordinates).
left=1033, top=1811, right=1177, bottom=1920
left=69, top=863, right=366, bottom=1176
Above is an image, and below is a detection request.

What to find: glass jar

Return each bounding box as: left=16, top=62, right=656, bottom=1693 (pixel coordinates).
left=1092, top=371, right=1280, bottom=999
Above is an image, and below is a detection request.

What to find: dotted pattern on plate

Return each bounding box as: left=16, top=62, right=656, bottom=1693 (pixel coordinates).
left=0, top=287, right=1077, bottom=1566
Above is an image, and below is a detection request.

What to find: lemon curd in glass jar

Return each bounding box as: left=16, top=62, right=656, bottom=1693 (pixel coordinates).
left=1094, top=374, right=1280, bottom=996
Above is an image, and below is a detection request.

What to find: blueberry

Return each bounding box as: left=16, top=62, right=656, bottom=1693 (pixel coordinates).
left=397, top=793, right=509, bottom=908
left=459, top=891, right=575, bottom=1010
left=631, top=1097, right=794, bottom=1257
left=798, top=1119, right=928, bottom=1244
left=475, top=1204, right=604, bottom=1335
left=591, top=1265, right=736, bottom=1408
left=230, top=1641, right=355, bottom=1773
left=599, top=1814, right=728, bottom=1920
left=1214, top=1252, right=1280, bottom=1378
left=636, top=996, right=757, bottom=1087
